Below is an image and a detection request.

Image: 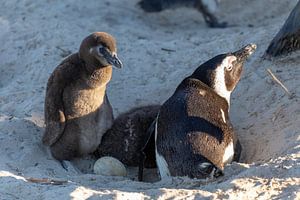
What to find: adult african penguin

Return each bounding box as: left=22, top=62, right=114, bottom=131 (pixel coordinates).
left=138, top=0, right=227, bottom=28
left=154, top=44, right=256, bottom=179
left=42, top=32, right=122, bottom=166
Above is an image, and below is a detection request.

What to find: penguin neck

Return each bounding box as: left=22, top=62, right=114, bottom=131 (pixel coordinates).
left=213, top=85, right=231, bottom=108
left=211, top=64, right=232, bottom=109
left=84, top=63, right=113, bottom=88
left=189, top=72, right=231, bottom=109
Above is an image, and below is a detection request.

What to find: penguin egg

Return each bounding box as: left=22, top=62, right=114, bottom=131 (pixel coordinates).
left=93, top=156, right=127, bottom=177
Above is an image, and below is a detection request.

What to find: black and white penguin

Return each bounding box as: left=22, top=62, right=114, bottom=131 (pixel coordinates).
left=43, top=32, right=122, bottom=163
left=154, top=44, right=256, bottom=179
left=138, top=0, right=227, bottom=28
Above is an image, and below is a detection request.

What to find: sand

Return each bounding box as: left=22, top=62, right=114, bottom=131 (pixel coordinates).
left=0, top=0, right=299, bottom=199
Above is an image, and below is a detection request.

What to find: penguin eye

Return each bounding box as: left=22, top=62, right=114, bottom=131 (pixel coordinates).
left=223, top=55, right=236, bottom=71
left=226, top=64, right=233, bottom=71
left=98, top=47, right=105, bottom=54
left=198, top=162, right=214, bottom=175
left=99, top=46, right=110, bottom=56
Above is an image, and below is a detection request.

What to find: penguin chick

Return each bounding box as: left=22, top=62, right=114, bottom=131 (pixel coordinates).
left=95, top=105, right=160, bottom=168
left=155, top=44, right=256, bottom=179
left=138, top=0, right=227, bottom=28
left=43, top=32, right=122, bottom=162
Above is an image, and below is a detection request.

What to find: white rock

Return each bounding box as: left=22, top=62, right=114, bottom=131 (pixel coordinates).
left=93, top=156, right=127, bottom=177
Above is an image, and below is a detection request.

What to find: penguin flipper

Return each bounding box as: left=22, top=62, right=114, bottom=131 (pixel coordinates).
left=42, top=62, right=71, bottom=146
left=138, top=119, right=156, bottom=181
left=43, top=110, right=66, bottom=146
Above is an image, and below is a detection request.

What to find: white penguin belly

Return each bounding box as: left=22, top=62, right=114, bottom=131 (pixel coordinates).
left=223, top=141, right=234, bottom=165
left=155, top=117, right=171, bottom=179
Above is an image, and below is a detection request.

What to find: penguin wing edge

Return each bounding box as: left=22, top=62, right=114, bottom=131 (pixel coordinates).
left=43, top=109, right=66, bottom=146
left=42, top=64, right=69, bottom=146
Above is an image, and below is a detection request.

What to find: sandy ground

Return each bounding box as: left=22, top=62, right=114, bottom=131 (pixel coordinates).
left=0, top=0, right=299, bottom=199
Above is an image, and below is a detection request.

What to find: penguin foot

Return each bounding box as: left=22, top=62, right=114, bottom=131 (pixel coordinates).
left=60, top=160, right=81, bottom=174
left=202, top=14, right=228, bottom=28
left=60, top=160, right=69, bottom=171
left=207, top=21, right=228, bottom=28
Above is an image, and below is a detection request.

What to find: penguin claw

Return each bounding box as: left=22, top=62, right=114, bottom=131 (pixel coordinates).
left=60, top=160, right=69, bottom=171
left=60, top=160, right=81, bottom=174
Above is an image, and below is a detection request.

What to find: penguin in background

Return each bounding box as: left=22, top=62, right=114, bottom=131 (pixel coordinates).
left=140, top=44, right=256, bottom=180
left=138, top=0, right=227, bottom=28
left=43, top=32, right=122, bottom=167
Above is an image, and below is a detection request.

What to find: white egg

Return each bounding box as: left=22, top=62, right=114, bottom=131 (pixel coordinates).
left=93, top=156, right=127, bottom=177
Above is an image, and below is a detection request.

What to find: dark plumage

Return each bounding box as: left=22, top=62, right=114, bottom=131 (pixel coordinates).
left=95, top=105, right=160, bottom=168
left=43, top=32, right=122, bottom=161
left=154, top=44, right=256, bottom=179
left=266, top=1, right=300, bottom=56
left=138, top=0, right=227, bottom=28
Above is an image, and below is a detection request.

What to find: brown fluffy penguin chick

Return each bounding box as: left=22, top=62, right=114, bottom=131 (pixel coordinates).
left=95, top=105, right=160, bottom=168
left=42, top=32, right=123, bottom=161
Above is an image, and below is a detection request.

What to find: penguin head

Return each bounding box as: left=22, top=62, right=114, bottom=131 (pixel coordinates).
left=191, top=44, right=256, bottom=103
left=79, top=32, right=123, bottom=69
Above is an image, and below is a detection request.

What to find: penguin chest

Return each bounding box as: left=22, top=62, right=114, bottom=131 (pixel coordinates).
left=65, top=85, right=105, bottom=117
left=223, top=141, right=234, bottom=165
left=64, top=85, right=113, bottom=153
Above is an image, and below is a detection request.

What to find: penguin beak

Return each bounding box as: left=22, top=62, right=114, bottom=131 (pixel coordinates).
left=105, top=52, right=123, bottom=69
left=233, top=43, right=257, bottom=63
left=92, top=46, right=123, bottom=68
